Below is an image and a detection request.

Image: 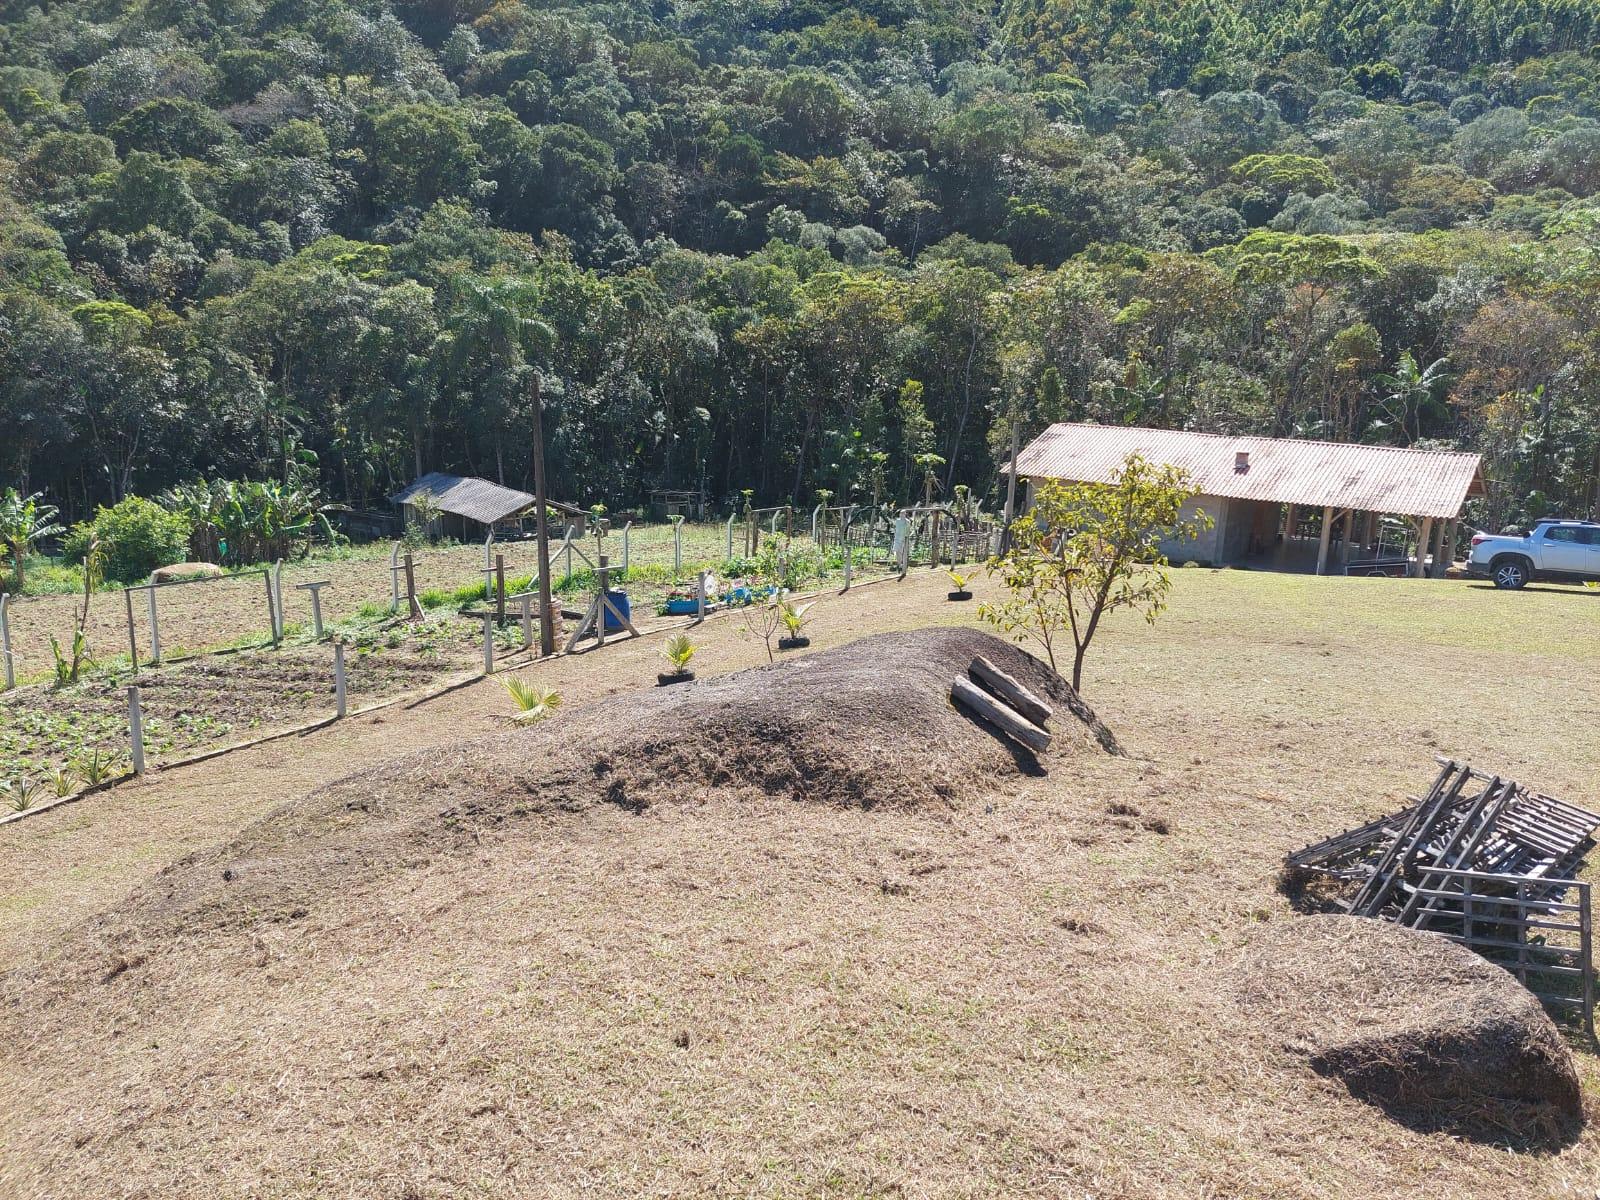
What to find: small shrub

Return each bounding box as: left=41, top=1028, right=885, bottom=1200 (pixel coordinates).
left=65, top=496, right=191, bottom=583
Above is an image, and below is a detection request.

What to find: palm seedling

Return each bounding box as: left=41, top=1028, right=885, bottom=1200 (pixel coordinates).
left=662, top=633, right=696, bottom=676
left=502, top=676, right=562, bottom=725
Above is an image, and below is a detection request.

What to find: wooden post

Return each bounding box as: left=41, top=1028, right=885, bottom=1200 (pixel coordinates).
left=0, top=594, right=13, bottom=690
left=1002, top=413, right=1021, bottom=553
left=389, top=541, right=402, bottom=612
left=843, top=541, right=853, bottom=591
left=1283, top=503, right=1298, bottom=542
left=146, top=581, right=161, bottom=664
left=403, top=553, right=422, bottom=619
left=531, top=373, right=556, bottom=656
left=785, top=506, right=794, bottom=539
left=495, top=553, right=506, bottom=626
left=125, top=586, right=140, bottom=669
left=1439, top=517, right=1460, bottom=576
left=127, top=685, right=145, bottom=776
left=1413, top=516, right=1434, bottom=578
left=596, top=554, right=611, bottom=647
left=896, top=517, right=910, bottom=577
left=1315, top=505, right=1333, bottom=575
left=334, top=641, right=347, bottom=718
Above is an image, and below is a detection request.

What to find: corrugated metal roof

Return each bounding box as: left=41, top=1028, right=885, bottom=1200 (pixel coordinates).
left=1005, top=424, right=1484, bottom=519
left=391, top=472, right=535, bottom=525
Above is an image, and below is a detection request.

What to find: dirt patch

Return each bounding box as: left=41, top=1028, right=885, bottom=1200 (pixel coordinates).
left=1234, top=914, right=1584, bottom=1147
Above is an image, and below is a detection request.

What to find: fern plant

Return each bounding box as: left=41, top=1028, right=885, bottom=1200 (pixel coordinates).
left=502, top=676, right=562, bottom=725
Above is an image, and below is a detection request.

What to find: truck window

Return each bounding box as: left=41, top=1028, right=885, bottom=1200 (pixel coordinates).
left=1546, top=527, right=1579, bottom=542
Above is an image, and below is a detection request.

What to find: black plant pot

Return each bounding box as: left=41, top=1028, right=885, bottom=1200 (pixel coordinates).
left=657, top=671, right=696, bottom=686
left=947, top=590, right=972, bottom=601
left=777, top=636, right=811, bottom=650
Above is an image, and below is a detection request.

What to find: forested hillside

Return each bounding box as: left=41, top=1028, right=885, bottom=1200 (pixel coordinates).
left=1, top=0, right=1597, bottom=528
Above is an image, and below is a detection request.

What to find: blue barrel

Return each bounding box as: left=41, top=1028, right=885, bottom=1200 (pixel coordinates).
left=603, top=590, right=631, bottom=631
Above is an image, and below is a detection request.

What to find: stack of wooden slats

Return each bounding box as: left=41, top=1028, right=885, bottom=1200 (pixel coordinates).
left=1286, top=758, right=1600, bottom=922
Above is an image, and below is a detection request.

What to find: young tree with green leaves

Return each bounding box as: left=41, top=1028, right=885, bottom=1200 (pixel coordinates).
left=981, top=454, right=1210, bottom=691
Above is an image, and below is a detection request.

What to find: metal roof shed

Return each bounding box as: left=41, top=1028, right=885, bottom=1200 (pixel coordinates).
left=1003, top=424, right=1487, bottom=577
left=392, top=472, right=536, bottom=527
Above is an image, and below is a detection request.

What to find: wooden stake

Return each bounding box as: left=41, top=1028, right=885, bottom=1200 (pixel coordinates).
left=403, top=553, right=422, bottom=620
left=970, top=656, right=1053, bottom=727
left=125, top=586, right=140, bottom=669
left=531, top=372, right=556, bottom=656
left=951, top=677, right=1050, bottom=753
left=0, top=594, right=12, bottom=690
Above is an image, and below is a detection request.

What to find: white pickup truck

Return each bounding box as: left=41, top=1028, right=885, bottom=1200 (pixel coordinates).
left=1468, top=519, right=1600, bottom=588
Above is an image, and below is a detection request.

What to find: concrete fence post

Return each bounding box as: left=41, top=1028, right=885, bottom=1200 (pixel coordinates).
left=264, top=571, right=279, bottom=648
left=481, top=613, right=495, bottom=676
left=389, top=541, right=402, bottom=613
left=696, top=569, right=709, bottom=622
left=127, top=685, right=145, bottom=776
left=0, top=594, right=13, bottom=691
left=334, top=641, right=347, bottom=718
left=673, top=519, right=683, bottom=574
left=519, top=593, right=533, bottom=649
left=273, top=560, right=285, bottom=639
left=146, top=577, right=161, bottom=664
left=811, top=504, right=822, bottom=544
left=622, top=522, right=632, bottom=573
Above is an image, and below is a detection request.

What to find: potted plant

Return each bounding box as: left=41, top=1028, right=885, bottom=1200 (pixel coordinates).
left=777, top=599, right=814, bottom=649
left=658, top=633, right=697, bottom=685
left=947, top=569, right=973, bottom=601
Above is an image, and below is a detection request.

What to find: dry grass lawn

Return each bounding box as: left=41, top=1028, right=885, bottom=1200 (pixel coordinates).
left=3, top=566, right=1600, bottom=1198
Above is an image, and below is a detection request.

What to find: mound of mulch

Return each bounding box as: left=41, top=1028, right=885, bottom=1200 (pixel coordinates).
left=1234, top=914, right=1584, bottom=1146
left=26, top=627, right=1116, bottom=952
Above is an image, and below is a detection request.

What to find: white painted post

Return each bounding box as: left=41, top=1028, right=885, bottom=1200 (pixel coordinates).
left=673, top=518, right=683, bottom=574
left=697, top=569, right=709, bottom=622
left=811, top=504, right=822, bottom=542
left=334, top=641, right=347, bottom=718
left=725, top=513, right=735, bottom=559
left=769, top=510, right=781, bottom=536
left=127, top=685, right=145, bottom=776
left=0, top=594, right=13, bottom=690
left=564, top=529, right=573, bottom=585
left=146, top=578, right=161, bottom=664
left=622, top=522, right=632, bottom=572
left=519, top=593, right=533, bottom=649
left=389, top=541, right=402, bottom=613
left=273, top=560, right=285, bottom=639
left=481, top=613, right=495, bottom=676
left=309, top=585, right=324, bottom=638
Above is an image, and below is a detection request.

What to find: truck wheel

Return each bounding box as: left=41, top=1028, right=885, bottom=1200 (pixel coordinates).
left=1491, top=557, right=1531, bottom=589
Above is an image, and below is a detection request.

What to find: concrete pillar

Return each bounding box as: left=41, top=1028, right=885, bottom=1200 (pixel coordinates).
left=1412, top=517, right=1434, bottom=578
left=1315, top=505, right=1334, bottom=575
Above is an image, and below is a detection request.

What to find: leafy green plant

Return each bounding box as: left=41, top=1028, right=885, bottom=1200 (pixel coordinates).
left=70, top=746, right=125, bottom=786
left=502, top=677, right=561, bottom=725
left=0, top=488, right=66, bottom=592
left=779, top=599, right=814, bottom=638
left=2, top=777, right=47, bottom=813
left=661, top=633, right=696, bottom=675
left=65, top=495, right=190, bottom=583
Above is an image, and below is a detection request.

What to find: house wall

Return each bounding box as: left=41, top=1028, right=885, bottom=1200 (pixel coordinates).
left=1159, top=495, right=1224, bottom=564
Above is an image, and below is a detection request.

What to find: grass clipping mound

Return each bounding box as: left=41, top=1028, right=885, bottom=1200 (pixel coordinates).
left=37, top=628, right=1115, bottom=947
left=1235, top=914, right=1583, bottom=1147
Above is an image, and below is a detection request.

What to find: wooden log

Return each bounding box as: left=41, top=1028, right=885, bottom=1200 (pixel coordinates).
left=951, top=677, right=1051, bottom=753
left=969, top=655, right=1053, bottom=728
